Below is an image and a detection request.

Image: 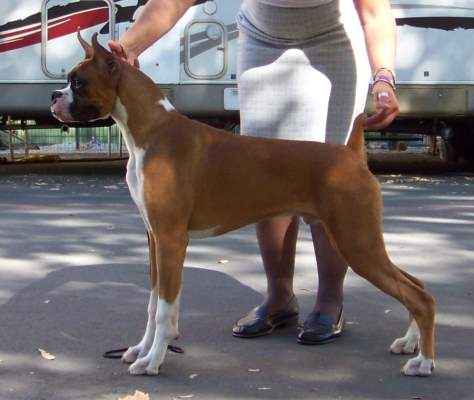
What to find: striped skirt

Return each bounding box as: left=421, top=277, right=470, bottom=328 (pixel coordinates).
left=237, top=0, right=371, bottom=144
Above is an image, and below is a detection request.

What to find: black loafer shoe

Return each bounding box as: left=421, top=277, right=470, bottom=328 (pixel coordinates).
left=232, top=296, right=299, bottom=338
left=297, top=308, right=344, bottom=345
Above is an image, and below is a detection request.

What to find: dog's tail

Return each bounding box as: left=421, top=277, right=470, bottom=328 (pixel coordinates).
left=346, top=113, right=367, bottom=163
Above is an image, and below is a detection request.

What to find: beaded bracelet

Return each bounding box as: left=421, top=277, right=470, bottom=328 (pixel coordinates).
left=371, top=67, right=396, bottom=91
left=372, top=74, right=396, bottom=91
left=373, top=67, right=396, bottom=82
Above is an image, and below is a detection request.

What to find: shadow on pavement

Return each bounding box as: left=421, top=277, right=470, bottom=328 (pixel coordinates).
left=0, top=263, right=473, bottom=400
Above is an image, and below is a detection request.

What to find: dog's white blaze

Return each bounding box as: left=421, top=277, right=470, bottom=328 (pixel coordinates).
left=158, top=98, right=175, bottom=112
left=112, top=98, right=151, bottom=231
left=390, top=320, right=420, bottom=354
left=188, top=226, right=220, bottom=239
left=59, top=84, right=73, bottom=103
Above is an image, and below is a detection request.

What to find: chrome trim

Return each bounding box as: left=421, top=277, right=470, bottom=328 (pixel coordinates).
left=183, top=19, right=228, bottom=80
left=41, top=0, right=116, bottom=79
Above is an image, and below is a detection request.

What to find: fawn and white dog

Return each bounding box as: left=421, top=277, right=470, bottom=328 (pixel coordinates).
left=50, top=33, right=435, bottom=377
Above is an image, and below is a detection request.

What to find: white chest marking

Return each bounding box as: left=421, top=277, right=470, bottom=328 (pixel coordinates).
left=112, top=98, right=151, bottom=231
left=158, top=98, right=175, bottom=112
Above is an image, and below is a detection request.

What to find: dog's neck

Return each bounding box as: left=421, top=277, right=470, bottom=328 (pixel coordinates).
left=111, top=60, right=167, bottom=148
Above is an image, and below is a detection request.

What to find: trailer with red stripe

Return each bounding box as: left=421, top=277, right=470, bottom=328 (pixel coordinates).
left=0, top=0, right=240, bottom=126
left=1, top=0, right=474, bottom=161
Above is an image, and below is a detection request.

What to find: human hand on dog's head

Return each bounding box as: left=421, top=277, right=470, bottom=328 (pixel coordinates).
left=365, top=82, right=399, bottom=131
left=108, top=40, right=140, bottom=69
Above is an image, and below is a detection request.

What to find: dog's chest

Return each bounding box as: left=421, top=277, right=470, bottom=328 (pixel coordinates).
left=113, top=99, right=152, bottom=230
left=126, top=145, right=151, bottom=230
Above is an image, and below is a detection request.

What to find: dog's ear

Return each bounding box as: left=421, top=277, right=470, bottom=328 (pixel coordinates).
left=91, top=32, right=108, bottom=55
left=91, top=32, right=119, bottom=74
left=78, top=31, right=94, bottom=59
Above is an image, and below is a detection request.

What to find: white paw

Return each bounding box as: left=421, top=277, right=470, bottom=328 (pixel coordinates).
left=122, top=346, right=140, bottom=364
left=128, top=356, right=159, bottom=376
left=390, top=336, right=418, bottom=355
left=145, top=363, right=160, bottom=376
left=402, top=354, right=435, bottom=377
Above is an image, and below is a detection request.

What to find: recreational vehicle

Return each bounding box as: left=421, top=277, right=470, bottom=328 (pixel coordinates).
left=1, top=0, right=474, bottom=160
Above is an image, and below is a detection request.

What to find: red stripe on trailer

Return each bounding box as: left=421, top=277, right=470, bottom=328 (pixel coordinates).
left=0, top=8, right=108, bottom=53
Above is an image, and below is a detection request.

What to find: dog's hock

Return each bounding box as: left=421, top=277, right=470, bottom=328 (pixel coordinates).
left=390, top=320, right=420, bottom=354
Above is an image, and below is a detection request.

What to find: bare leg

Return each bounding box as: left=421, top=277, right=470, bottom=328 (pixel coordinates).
left=310, top=222, right=347, bottom=319
left=256, top=216, right=299, bottom=313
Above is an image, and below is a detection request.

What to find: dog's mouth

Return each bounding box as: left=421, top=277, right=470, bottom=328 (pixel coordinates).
left=50, top=96, right=103, bottom=123
left=50, top=98, right=73, bottom=123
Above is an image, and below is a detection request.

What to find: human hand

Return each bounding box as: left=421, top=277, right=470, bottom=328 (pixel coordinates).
left=108, top=40, right=140, bottom=68
left=365, top=82, right=399, bottom=131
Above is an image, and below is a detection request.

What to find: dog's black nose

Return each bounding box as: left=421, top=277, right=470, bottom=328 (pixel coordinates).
left=51, top=91, right=63, bottom=101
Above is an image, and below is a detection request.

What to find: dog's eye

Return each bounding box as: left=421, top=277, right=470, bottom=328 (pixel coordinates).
left=71, top=77, right=84, bottom=90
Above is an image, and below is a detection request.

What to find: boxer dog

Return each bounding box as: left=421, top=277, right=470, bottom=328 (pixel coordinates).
left=50, top=33, right=435, bottom=377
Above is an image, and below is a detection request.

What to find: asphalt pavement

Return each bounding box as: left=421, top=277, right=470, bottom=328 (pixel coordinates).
left=0, top=159, right=473, bottom=400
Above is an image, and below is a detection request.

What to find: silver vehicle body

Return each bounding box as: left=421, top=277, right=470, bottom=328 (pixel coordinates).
left=0, top=0, right=240, bottom=123
left=390, top=0, right=474, bottom=118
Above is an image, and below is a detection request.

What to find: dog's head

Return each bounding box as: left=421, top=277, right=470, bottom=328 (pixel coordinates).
left=50, top=32, right=121, bottom=123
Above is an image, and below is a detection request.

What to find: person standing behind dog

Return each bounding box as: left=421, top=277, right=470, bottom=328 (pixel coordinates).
left=109, top=0, right=399, bottom=344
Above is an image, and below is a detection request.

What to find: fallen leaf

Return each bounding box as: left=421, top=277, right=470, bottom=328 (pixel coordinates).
left=118, top=391, right=150, bottom=400
left=218, top=259, right=229, bottom=264
left=38, top=348, right=55, bottom=360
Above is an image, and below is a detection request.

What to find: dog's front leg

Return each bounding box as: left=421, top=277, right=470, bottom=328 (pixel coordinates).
left=128, top=291, right=182, bottom=375
left=129, top=228, right=187, bottom=376
left=122, top=232, right=159, bottom=363
left=122, top=288, right=158, bottom=363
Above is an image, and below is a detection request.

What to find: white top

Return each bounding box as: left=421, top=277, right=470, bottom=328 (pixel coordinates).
left=258, top=0, right=333, bottom=7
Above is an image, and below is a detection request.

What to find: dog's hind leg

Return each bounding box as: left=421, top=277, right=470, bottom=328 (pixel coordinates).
left=341, top=237, right=435, bottom=376
left=324, top=192, right=435, bottom=376
left=389, top=269, right=425, bottom=356
left=122, top=232, right=159, bottom=364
